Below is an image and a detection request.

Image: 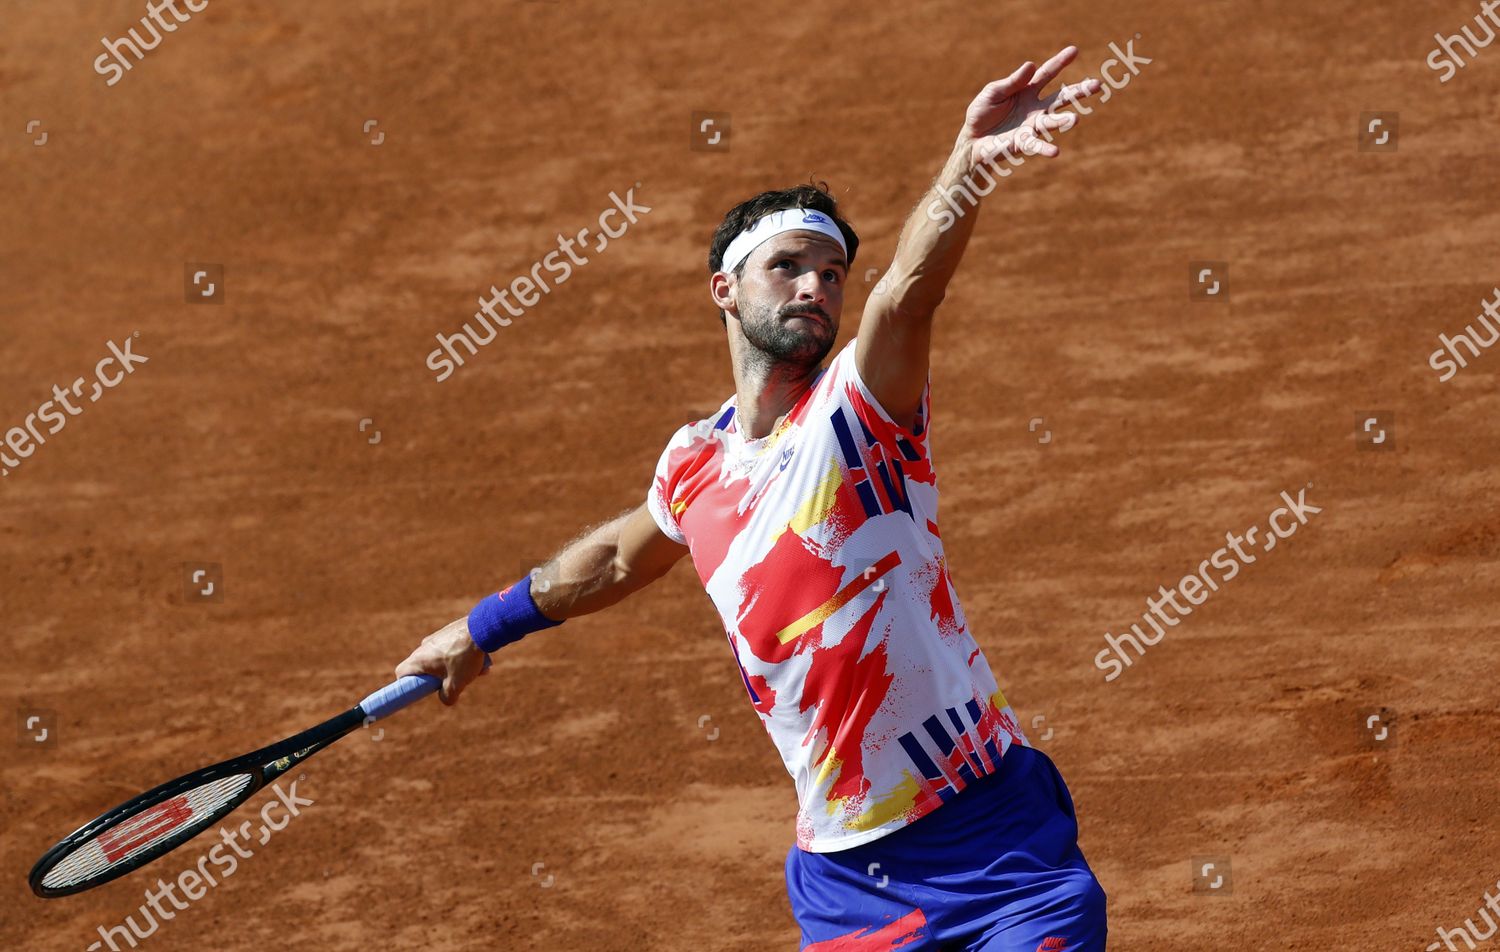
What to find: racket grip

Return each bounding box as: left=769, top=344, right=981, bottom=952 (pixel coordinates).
left=359, top=656, right=491, bottom=722
left=359, top=675, right=441, bottom=722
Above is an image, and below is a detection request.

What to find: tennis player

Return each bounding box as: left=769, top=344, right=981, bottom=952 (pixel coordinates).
left=396, top=45, right=1107, bottom=951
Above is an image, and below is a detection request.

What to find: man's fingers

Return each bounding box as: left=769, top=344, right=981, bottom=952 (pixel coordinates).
left=1028, top=45, right=1079, bottom=91
left=978, top=61, right=1036, bottom=103
left=1003, top=126, right=1057, bottom=158
left=395, top=650, right=442, bottom=679
left=440, top=652, right=492, bottom=704
left=1023, top=137, right=1061, bottom=158
left=1034, top=112, right=1077, bottom=134
left=1051, top=78, right=1103, bottom=109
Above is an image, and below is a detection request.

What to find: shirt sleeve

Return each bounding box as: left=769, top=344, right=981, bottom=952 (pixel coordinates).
left=646, top=429, right=689, bottom=545
left=833, top=340, right=933, bottom=462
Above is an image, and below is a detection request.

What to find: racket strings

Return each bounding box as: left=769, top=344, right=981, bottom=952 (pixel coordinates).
left=40, top=773, right=254, bottom=890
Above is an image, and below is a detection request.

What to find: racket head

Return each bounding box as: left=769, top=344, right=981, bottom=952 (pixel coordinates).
left=30, top=686, right=397, bottom=899
left=29, top=760, right=265, bottom=898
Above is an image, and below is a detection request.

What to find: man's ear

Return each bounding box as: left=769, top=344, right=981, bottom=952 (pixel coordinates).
left=710, top=271, right=737, bottom=319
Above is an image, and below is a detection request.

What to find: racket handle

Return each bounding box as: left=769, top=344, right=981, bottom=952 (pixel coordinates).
left=359, top=656, right=492, bottom=722
left=359, top=675, right=440, bottom=721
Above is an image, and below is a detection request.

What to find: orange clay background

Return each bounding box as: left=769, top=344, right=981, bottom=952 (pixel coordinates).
left=3, top=1, right=1498, bottom=949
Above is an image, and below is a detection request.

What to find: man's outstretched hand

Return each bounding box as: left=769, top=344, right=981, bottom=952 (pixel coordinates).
left=395, top=617, right=491, bottom=706
left=959, top=45, right=1103, bottom=169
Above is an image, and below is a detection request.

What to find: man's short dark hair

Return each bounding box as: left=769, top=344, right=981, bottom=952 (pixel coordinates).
left=707, top=181, right=860, bottom=325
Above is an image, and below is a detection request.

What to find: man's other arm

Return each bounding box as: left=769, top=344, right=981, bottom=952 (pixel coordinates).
left=393, top=502, right=688, bottom=702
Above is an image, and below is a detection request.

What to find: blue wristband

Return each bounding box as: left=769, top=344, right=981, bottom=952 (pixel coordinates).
left=467, top=577, right=563, bottom=653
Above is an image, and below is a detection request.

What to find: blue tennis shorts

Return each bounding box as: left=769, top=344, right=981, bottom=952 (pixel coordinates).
left=784, top=745, right=1106, bottom=951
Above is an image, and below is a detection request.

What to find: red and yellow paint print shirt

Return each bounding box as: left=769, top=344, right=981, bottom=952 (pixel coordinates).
left=648, top=340, right=1028, bottom=853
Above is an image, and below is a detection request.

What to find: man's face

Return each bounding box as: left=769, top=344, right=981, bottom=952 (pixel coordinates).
left=724, top=231, right=847, bottom=367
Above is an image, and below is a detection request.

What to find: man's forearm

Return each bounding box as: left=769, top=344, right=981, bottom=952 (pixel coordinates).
left=880, top=142, right=985, bottom=318
left=527, top=509, right=648, bottom=620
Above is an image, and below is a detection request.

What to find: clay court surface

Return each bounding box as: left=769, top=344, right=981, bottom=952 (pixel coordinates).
left=4, top=1, right=1498, bottom=949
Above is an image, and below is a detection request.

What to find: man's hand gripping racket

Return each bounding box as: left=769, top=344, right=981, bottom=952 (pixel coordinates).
left=29, top=620, right=489, bottom=898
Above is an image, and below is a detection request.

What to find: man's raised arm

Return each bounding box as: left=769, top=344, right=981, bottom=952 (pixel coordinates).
left=855, top=45, right=1102, bottom=429
left=393, top=501, right=687, bottom=704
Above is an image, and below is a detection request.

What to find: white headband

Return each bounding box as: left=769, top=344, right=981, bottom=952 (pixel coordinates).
left=719, top=207, right=848, bottom=275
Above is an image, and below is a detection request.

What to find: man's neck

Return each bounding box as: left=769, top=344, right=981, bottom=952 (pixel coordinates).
left=729, top=347, right=824, bottom=441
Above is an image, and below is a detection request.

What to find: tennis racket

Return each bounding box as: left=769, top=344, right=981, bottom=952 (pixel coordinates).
left=29, top=666, right=479, bottom=898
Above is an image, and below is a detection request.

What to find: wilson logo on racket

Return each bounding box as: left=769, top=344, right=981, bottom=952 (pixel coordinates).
left=98, top=795, right=194, bottom=863
left=271, top=744, right=318, bottom=773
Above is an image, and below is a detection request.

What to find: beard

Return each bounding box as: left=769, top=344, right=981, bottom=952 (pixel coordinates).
left=737, top=298, right=836, bottom=369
